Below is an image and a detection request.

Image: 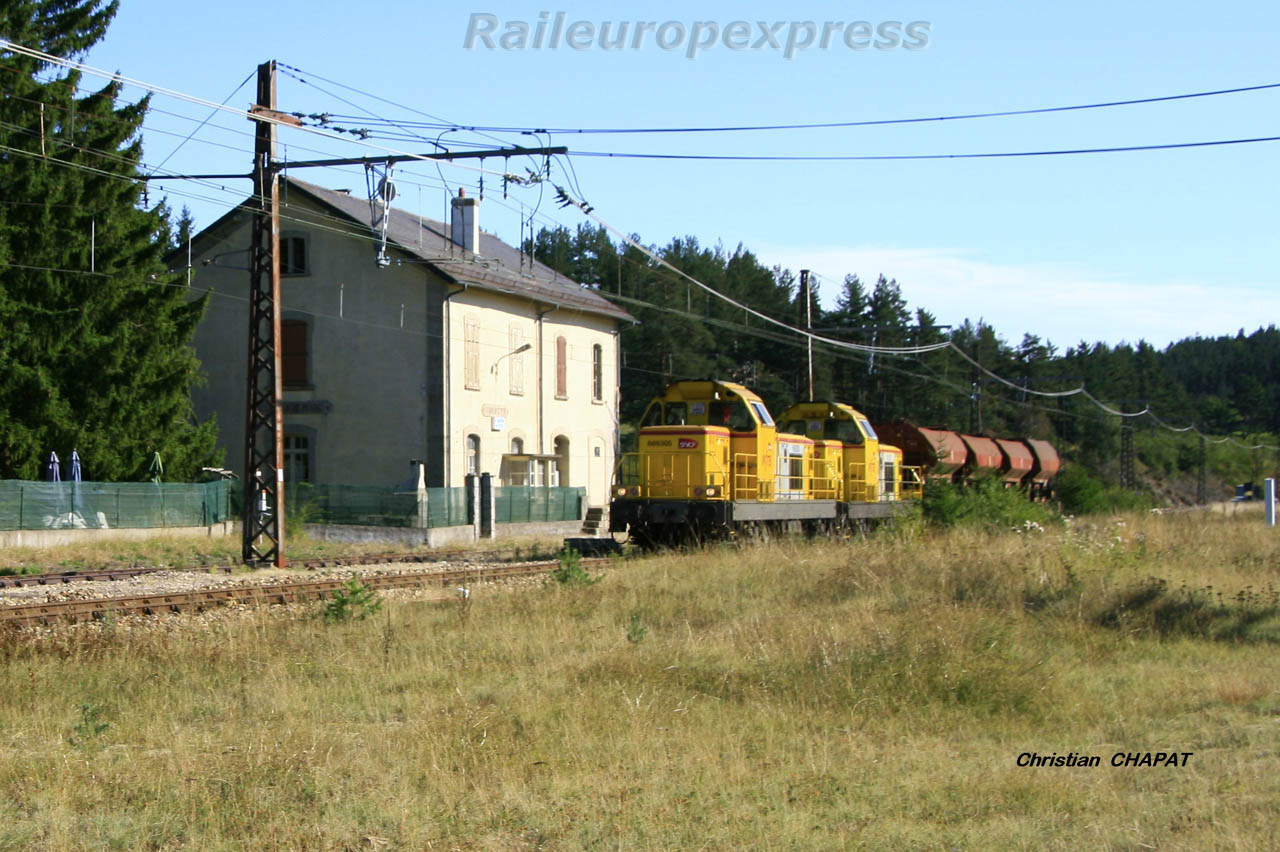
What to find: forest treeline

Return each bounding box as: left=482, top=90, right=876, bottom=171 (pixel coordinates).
left=528, top=223, right=1280, bottom=474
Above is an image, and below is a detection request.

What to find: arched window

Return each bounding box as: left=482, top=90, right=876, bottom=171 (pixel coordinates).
left=510, top=437, right=523, bottom=454
left=554, top=435, right=570, bottom=487
left=466, top=434, right=480, bottom=476
left=591, top=343, right=603, bottom=402
left=555, top=335, right=568, bottom=399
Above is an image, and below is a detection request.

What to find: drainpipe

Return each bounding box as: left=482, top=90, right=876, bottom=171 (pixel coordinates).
left=612, top=326, right=621, bottom=458
left=535, top=302, right=560, bottom=455
left=441, top=282, right=468, bottom=485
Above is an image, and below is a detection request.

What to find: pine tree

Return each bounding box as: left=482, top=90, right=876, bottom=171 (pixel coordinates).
left=0, top=0, right=218, bottom=480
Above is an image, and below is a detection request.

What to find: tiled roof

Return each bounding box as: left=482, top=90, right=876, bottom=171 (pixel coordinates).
left=283, top=178, right=633, bottom=323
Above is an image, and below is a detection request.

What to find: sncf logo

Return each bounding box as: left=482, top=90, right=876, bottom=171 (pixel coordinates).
left=678, top=438, right=698, bottom=449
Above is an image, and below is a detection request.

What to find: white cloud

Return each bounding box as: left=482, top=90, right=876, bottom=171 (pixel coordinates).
left=755, top=243, right=1279, bottom=350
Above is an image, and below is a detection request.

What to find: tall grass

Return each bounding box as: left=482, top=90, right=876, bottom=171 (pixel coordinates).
left=0, top=509, right=1275, bottom=849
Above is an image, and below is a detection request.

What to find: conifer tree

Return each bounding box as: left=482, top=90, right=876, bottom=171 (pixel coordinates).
left=0, top=0, right=218, bottom=479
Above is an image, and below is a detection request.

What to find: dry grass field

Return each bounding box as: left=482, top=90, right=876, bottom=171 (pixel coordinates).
left=0, top=508, right=1276, bottom=850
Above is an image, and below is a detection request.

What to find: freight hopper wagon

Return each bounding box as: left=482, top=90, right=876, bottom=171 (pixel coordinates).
left=610, top=382, right=909, bottom=545
left=872, top=420, right=1061, bottom=499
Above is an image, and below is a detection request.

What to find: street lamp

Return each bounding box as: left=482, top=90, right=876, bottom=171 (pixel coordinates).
left=491, top=342, right=532, bottom=374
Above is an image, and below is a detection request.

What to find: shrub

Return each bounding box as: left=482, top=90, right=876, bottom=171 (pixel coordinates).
left=323, top=578, right=383, bottom=623
left=1055, top=465, right=1154, bottom=515
left=921, top=475, right=1056, bottom=531
left=550, top=546, right=596, bottom=586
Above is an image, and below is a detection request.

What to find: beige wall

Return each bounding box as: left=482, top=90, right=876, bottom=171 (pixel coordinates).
left=446, top=287, right=619, bottom=506
left=189, top=193, right=620, bottom=503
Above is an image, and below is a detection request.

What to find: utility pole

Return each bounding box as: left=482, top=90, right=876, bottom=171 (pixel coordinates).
left=143, top=62, right=571, bottom=565
left=243, top=60, right=286, bottom=566
left=800, top=269, right=813, bottom=401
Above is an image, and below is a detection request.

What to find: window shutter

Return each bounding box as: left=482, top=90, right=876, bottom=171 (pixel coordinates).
left=465, top=318, right=480, bottom=389
left=282, top=320, right=308, bottom=386
left=555, top=336, right=567, bottom=398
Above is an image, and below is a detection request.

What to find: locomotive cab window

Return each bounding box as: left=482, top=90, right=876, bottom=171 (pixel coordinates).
left=750, top=401, right=774, bottom=426
left=663, top=402, right=688, bottom=425
left=712, top=400, right=756, bottom=431
left=829, top=419, right=863, bottom=444
left=859, top=419, right=878, bottom=440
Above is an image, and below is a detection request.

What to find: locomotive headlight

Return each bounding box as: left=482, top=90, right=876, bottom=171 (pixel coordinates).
left=615, top=486, right=629, bottom=497
left=704, top=486, right=720, bottom=498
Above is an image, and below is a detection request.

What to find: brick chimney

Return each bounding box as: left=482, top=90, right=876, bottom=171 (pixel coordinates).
left=450, top=188, right=479, bottom=253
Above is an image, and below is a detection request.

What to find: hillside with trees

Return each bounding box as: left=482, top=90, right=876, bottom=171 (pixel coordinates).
left=528, top=222, right=1279, bottom=499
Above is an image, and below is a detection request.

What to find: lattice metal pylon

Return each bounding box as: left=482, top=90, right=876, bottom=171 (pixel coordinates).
left=1196, top=435, right=1207, bottom=505
left=1120, top=424, right=1135, bottom=490
left=242, top=60, right=285, bottom=566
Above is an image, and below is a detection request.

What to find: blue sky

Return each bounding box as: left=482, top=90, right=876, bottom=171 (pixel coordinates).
left=69, top=0, right=1280, bottom=350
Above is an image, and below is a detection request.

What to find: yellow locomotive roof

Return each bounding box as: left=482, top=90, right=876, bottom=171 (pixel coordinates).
left=656, top=380, right=763, bottom=405
left=779, top=400, right=870, bottom=423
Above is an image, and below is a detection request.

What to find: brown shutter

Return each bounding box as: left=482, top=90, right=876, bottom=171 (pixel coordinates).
left=282, top=320, right=307, bottom=386
left=556, top=336, right=567, bottom=398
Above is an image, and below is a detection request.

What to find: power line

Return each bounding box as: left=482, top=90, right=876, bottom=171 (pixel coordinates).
left=569, top=135, right=1280, bottom=162
left=313, top=80, right=1280, bottom=136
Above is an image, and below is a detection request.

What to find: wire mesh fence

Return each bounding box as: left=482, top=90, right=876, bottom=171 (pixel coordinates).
left=495, top=486, right=584, bottom=524
left=287, top=484, right=419, bottom=528
left=0, top=480, right=232, bottom=531
left=427, top=487, right=469, bottom=528
left=0, top=479, right=583, bottom=533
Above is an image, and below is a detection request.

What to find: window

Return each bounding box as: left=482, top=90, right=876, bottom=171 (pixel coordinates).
left=591, top=343, right=603, bottom=402
left=280, top=234, right=308, bottom=275
left=466, top=434, right=480, bottom=476
left=464, top=316, right=480, bottom=390
left=283, top=434, right=312, bottom=483
left=554, top=435, right=570, bottom=487
left=282, top=319, right=309, bottom=387
left=555, top=335, right=567, bottom=399
left=509, top=324, right=525, bottom=395
left=503, top=437, right=529, bottom=486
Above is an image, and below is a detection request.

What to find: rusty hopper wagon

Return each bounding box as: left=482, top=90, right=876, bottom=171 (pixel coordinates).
left=870, top=421, right=967, bottom=481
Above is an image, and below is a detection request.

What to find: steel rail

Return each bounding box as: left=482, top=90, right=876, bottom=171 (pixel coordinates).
left=0, top=558, right=614, bottom=628
left=0, top=547, right=568, bottom=588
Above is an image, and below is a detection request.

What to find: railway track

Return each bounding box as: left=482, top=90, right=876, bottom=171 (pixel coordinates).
left=0, top=557, right=615, bottom=628
left=0, top=567, right=164, bottom=589
left=0, top=547, right=569, bottom=590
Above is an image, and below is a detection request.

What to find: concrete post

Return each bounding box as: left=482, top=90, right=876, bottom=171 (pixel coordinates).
left=1266, top=478, right=1276, bottom=528
left=479, top=472, right=496, bottom=539
left=411, top=460, right=429, bottom=529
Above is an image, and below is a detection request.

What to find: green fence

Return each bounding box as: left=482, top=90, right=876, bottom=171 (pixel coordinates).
left=288, top=484, right=418, bottom=528
left=243, top=483, right=581, bottom=530
left=0, top=480, right=231, bottom=531
left=287, top=484, right=470, bottom=529
left=495, top=486, right=584, bottom=524
left=427, top=487, right=469, bottom=528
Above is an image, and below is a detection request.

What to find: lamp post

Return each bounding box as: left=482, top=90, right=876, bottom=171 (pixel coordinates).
left=491, top=342, right=532, bottom=375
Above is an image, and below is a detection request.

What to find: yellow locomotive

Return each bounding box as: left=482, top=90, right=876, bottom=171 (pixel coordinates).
left=610, top=380, right=918, bottom=544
